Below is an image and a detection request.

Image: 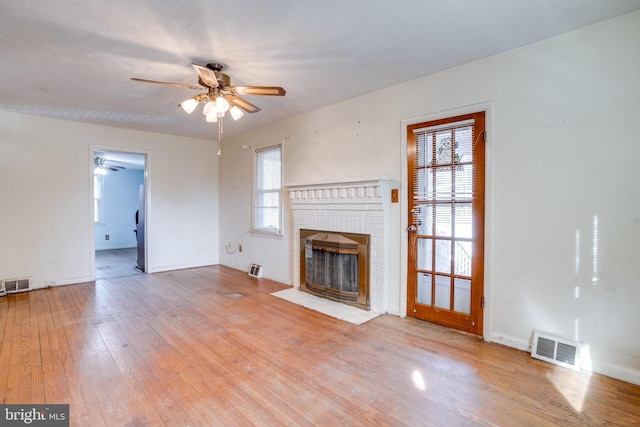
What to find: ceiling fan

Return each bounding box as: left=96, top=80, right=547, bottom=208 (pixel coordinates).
left=131, top=62, right=286, bottom=118
left=94, top=156, right=124, bottom=174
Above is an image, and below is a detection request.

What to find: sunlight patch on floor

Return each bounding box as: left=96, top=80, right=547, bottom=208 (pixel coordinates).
left=547, top=347, right=592, bottom=413
left=412, top=369, right=426, bottom=391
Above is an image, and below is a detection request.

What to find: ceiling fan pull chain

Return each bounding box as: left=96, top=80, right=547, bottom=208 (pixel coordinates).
left=217, top=118, right=223, bottom=155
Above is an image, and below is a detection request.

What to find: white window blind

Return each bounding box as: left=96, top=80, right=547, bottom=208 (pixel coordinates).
left=413, top=119, right=476, bottom=203
left=410, top=117, right=480, bottom=284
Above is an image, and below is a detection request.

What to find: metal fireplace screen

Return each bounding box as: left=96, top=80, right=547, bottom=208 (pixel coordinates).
left=299, top=229, right=370, bottom=310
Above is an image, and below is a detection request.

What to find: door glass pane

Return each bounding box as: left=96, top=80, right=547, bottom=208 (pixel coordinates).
left=435, top=131, right=454, bottom=165
left=417, top=238, right=432, bottom=271
left=454, top=278, right=471, bottom=314
left=434, top=240, right=451, bottom=273
left=417, top=204, right=433, bottom=236
left=416, top=168, right=432, bottom=200
left=454, top=164, right=473, bottom=201
left=454, top=241, right=472, bottom=277
left=416, top=273, right=432, bottom=305
left=434, top=169, right=452, bottom=201
left=434, top=275, right=450, bottom=309
left=417, top=133, right=433, bottom=167
left=435, top=204, right=452, bottom=237
left=454, top=203, right=472, bottom=238
left=454, top=126, right=473, bottom=163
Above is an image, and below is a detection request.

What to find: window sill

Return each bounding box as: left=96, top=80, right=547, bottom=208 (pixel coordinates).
left=251, top=229, right=285, bottom=240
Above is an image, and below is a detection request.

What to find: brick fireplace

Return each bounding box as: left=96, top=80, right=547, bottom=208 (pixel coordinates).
left=288, top=178, right=397, bottom=314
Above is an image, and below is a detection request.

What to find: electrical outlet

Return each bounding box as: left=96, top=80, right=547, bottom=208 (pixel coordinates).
left=105, top=234, right=109, bottom=240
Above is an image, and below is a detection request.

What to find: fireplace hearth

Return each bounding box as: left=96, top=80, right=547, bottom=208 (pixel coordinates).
left=300, top=229, right=370, bottom=310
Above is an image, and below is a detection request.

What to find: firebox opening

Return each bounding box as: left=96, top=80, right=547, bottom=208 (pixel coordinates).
left=299, top=229, right=370, bottom=310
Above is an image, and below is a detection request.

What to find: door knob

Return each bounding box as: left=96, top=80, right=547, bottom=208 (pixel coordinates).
left=407, top=225, right=417, bottom=232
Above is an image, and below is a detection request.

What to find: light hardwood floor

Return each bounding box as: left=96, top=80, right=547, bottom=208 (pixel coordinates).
left=1, top=265, right=638, bottom=426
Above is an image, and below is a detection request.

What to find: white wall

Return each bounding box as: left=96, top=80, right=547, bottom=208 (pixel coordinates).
left=95, top=169, right=144, bottom=250
left=0, top=113, right=219, bottom=286
left=219, top=11, right=640, bottom=384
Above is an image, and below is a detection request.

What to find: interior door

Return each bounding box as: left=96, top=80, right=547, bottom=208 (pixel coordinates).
left=407, top=112, right=485, bottom=335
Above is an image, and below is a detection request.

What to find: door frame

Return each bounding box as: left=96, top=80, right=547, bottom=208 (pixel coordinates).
left=400, top=102, right=494, bottom=339
left=89, top=146, right=150, bottom=280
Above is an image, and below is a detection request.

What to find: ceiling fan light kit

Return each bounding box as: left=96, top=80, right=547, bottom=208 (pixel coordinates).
left=180, top=97, right=199, bottom=114
left=94, top=156, right=125, bottom=175
left=229, top=106, right=244, bottom=120
left=132, top=62, right=285, bottom=155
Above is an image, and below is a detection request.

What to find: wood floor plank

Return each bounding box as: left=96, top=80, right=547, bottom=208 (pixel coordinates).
left=0, top=264, right=639, bottom=426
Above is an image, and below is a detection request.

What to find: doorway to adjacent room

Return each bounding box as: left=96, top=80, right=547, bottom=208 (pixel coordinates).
left=92, top=148, right=147, bottom=280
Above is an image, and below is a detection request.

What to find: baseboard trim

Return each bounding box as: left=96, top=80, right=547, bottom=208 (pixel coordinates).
left=489, top=333, right=640, bottom=386
left=489, top=333, right=530, bottom=351
left=31, top=276, right=93, bottom=290
left=219, top=262, right=290, bottom=285
left=589, top=361, right=640, bottom=386
left=149, top=260, right=219, bottom=274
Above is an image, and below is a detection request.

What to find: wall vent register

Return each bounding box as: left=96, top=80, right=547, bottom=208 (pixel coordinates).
left=1, top=277, right=31, bottom=294
left=531, top=330, right=581, bottom=371
left=248, top=264, right=263, bottom=278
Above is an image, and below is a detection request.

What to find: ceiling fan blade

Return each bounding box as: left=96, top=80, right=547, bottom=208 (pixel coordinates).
left=130, top=78, right=201, bottom=90
left=192, top=64, right=219, bottom=88
left=232, top=86, right=286, bottom=96
left=106, top=166, right=120, bottom=171
left=227, top=95, right=261, bottom=113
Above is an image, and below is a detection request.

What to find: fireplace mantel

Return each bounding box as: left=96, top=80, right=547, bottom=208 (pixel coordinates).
left=288, top=177, right=397, bottom=314
left=287, top=177, right=396, bottom=201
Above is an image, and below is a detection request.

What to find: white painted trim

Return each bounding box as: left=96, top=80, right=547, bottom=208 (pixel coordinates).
left=489, top=333, right=530, bottom=352
left=386, top=307, right=402, bottom=317
left=30, top=276, right=94, bottom=290
left=89, top=145, right=150, bottom=278
left=151, top=260, right=219, bottom=274
left=589, top=362, right=640, bottom=387
left=489, top=332, right=640, bottom=386
left=285, top=176, right=397, bottom=189
left=222, top=262, right=290, bottom=285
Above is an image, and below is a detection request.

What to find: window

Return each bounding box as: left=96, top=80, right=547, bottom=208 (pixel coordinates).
left=94, top=174, right=104, bottom=224
left=252, top=143, right=283, bottom=236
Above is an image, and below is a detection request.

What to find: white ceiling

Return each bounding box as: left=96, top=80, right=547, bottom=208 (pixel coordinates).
left=2, top=0, right=640, bottom=141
